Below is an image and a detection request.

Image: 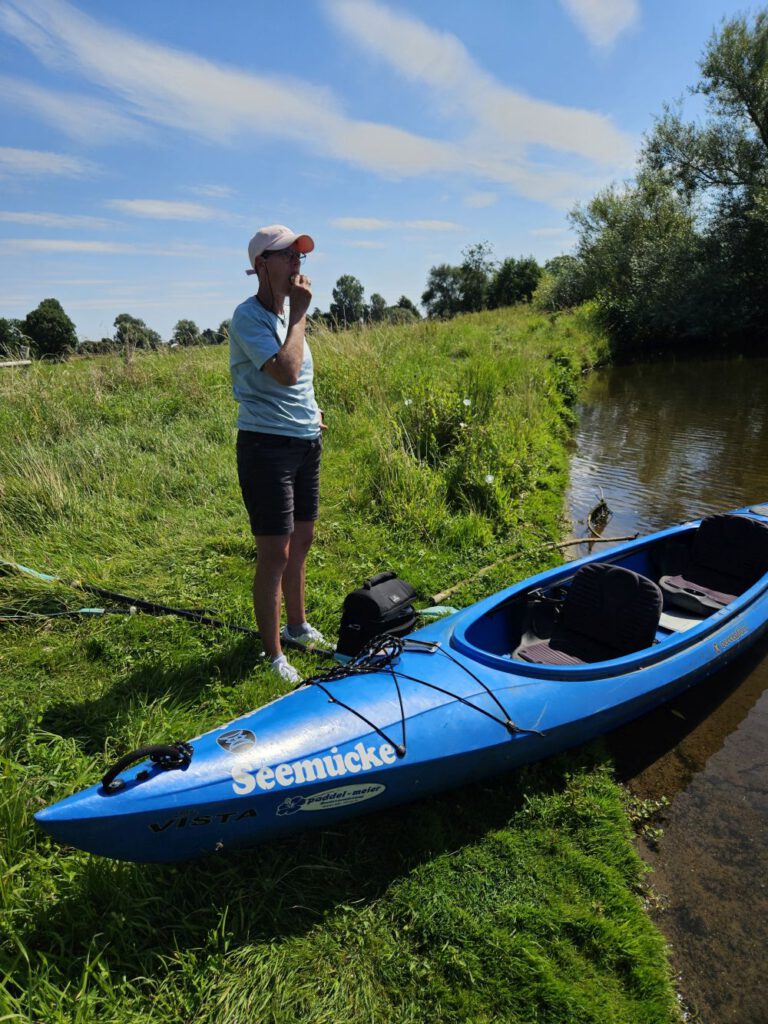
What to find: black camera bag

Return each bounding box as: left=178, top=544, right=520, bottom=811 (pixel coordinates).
left=337, top=571, right=417, bottom=657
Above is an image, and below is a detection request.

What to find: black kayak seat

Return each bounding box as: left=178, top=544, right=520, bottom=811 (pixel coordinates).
left=517, top=562, right=663, bottom=666
left=659, top=514, right=768, bottom=615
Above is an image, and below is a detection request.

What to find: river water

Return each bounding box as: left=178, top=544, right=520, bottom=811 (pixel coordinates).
left=566, top=354, right=768, bottom=1024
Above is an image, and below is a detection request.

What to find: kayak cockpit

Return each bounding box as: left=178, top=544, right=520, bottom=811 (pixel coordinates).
left=514, top=562, right=662, bottom=666
left=450, top=513, right=768, bottom=676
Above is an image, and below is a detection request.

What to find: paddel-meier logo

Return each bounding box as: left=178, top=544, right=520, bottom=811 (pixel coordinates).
left=276, top=784, right=386, bottom=816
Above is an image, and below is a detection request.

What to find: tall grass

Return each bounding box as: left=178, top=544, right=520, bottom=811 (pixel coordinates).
left=0, top=307, right=679, bottom=1022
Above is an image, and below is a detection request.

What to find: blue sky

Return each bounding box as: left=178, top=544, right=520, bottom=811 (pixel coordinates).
left=0, top=0, right=750, bottom=341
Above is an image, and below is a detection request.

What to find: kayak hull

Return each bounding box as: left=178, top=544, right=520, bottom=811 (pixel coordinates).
left=35, top=504, right=768, bottom=862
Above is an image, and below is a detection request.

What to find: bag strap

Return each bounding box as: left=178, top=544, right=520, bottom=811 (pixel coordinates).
left=364, top=571, right=397, bottom=589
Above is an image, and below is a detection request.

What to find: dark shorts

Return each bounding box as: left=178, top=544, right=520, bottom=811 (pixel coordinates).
left=236, top=430, right=322, bottom=536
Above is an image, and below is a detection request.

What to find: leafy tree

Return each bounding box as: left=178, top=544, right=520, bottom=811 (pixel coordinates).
left=395, top=295, right=420, bottom=317
left=23, top=298, right=76, bottom=359
left=534, top=256, right=592, bottom=311
left=645, top=12, right=768, bottom=200
left=307, top=308, right=331, bottom=333
left=0, top=318, right=28, bottom=356
left=640, top=10, right=768, bottom=343
left=77, top=338, right=112, bottom=355
left=172, top=319, right=201, bottom=347
left=199, top=324, right=228, bottom=345
left=488, top=256, right=542, bottom=308
left=423, top=244, right=497, bottom=318
left=458, top=241, right=496, bottom=312
left=330, top=275, right=365, bottom=328
left=422, top=264, right=463, bottom=318
left=571, top=11, right=768, bottom=349
left=572, top=171, right=704, bottom=345
left=384, top=306, right=419, bottom=324
left=113, top=313, right=161, bottom=350
left=368, top=293, right=388, bottom=322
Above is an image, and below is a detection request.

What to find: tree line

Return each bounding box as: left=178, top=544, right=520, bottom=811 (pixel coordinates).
left=0, top=304, right=231, bottom=361
left=545, top=9, right=768, bottom=352
left=309, top=246, right=544, bottom=329
left=310, top=283, right=421, bottom=330
left=0, top=245, right=549, bottom=360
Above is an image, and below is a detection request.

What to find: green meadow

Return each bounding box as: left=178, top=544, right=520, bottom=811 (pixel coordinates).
left=0, top=308, right=679, bottom=1023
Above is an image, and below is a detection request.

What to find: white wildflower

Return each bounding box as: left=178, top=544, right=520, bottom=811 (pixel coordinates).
left=404, top=398, right=413, bottom=406
left=484, top=474, right=495, bottom=484
left=463, top=398, right=471, bottom=406
left=459, top=422, right=467, bottom=428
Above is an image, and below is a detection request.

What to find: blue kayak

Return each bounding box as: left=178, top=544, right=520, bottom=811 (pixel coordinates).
left=35, top=504, right=768, bottom=863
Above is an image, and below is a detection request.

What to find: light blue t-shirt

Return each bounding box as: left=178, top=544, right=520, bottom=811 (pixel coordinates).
left=229, top=296, right=321, bottom=438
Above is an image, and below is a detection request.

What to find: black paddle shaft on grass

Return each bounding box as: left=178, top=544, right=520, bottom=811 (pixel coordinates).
left=0, top=559, right=336, bottom=660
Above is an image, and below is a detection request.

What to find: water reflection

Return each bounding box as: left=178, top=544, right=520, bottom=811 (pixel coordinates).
left=567, top=355, right=768, bottom=546
left=567, top=353, right=768, bottom=1023
left=609, top=634, right=768, bottom=798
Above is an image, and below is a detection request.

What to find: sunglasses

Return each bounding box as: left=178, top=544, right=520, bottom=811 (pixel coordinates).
left=264, top=249, right=307, bottom=262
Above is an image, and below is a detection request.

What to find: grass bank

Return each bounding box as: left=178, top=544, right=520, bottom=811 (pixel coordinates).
left=0, top=307, right=678, bottom=1022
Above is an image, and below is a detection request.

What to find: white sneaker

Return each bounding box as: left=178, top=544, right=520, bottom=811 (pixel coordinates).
left=281, top=623, right=336, bottom=651
left=269, top=654, right=302, bottom=684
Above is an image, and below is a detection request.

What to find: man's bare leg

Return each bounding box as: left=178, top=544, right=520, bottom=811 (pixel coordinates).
left=253, top=534, right=291, bottom=659
left=283, top=519, right=315, bottom=628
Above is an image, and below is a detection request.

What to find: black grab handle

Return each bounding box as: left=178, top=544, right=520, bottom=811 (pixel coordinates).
left=364, top=571, right=397, bottom=589
left=101, top=741, right=193, bottom=793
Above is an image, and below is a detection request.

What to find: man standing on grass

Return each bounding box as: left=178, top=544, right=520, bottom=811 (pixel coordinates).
left=229, top=225, right=331, bottom=684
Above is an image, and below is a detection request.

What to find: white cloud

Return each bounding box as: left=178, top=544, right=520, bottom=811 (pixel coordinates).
left=182, top=183, right=236, bottom=199
left=464, top=192, right=498, bottom=208
left=40, top=277, right=122, bottom=286
left=560, top=0, right=639, bottom=48
left=0, top=146, right=98, bottom=179
left=0, top=239, right=142, bottom=254
left=332, top=217, right=394, bottom=230
left=327, top=0, right=637, bottom=167
left=346, top=240, right=386, bottom=249
left=58, top=291, right=232, bottom=312
left=0, top=210, right=112, bottom=228
left=0, top=0, right=468, bottom=185
left=406, top=219, right=462, bottom=232
left=0, top=0, right=637, bottom=208
left=0, top=238, right=215, bottom=257
left=105, top=199, right=218, bottom=220
left=0, top=74, right=146, bottom=143
left=531, top=227, right=572, bottom=237
left=0, top=0, right=342, bottom=142
left=331, top=217, right=462, bottom=231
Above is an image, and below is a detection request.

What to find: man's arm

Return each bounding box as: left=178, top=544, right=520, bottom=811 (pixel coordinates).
left=262, top=274, right=312, bottom=386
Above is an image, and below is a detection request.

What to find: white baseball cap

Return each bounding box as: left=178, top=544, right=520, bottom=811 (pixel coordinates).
left=246, top=224, right=314, bottom=275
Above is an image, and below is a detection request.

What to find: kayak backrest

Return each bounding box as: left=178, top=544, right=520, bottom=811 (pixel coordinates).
left=558, top=562, right=663, bottom=658
left=692, top=514, right=768, bottom=590
left=658, top=513, right=768, bottom=615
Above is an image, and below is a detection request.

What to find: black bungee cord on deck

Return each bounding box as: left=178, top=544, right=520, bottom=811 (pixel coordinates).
left=297, top=634, right=545, bottom=759
left=3, top=559, right=545, bottom=755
